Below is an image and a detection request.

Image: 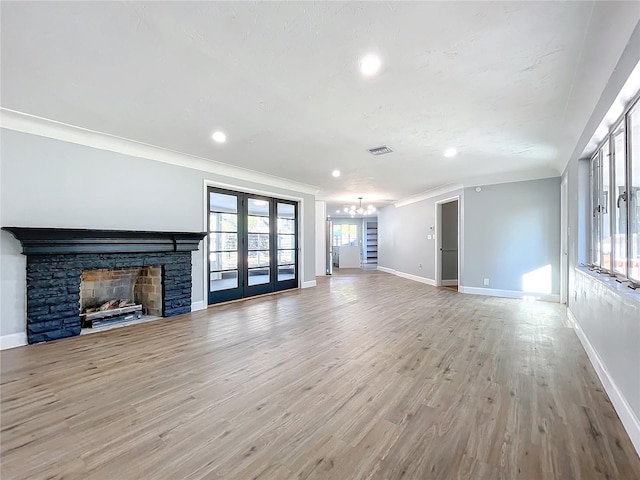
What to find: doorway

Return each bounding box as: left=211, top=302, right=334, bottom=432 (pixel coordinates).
left=436, top=197, right=460, bottom=288
left=207, top=187, right=298, bottom=305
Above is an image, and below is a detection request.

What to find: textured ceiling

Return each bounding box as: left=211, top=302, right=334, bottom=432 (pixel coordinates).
left=2, top=1, right=639, bottom=211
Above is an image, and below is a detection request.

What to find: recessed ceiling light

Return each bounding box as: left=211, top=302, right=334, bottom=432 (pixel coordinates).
left=444, top=148, right=457, bottom=158
left=212, top=131, right=226, bottom=143
left=332, top=169, right=341, bottom=177
left=336, top=209, right=340, bottom=214
left=359, top=54, right=382, bottom=76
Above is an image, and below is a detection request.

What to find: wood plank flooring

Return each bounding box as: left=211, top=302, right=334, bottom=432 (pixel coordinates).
left=2, top=271, right=639, bottom=479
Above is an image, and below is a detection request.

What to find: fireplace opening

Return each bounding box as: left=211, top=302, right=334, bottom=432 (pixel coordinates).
left=80, top=266, right=163, bottom=329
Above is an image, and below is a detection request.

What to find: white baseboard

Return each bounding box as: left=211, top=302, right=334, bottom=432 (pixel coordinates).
left=441, top=279, right=458, bottom=286
left=0, top=332, right=28, bottom=350
left=565, top=306, right=577, bottom=329
left=301, top=280, right=316, bottom=289
left=569, top=307, right=640, bottom=457
left=377, top=266, right=396, bottom=275
left=395, top=271, right=437, bottom=286
left=191, top=301, right=206, bottom=312
left=376, top=266, right=436, bottom=286
left=458, top=285, right=560, bottom=303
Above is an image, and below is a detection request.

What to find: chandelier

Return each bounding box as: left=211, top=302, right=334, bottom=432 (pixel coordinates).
left=342, top=197, right=376, bottom=216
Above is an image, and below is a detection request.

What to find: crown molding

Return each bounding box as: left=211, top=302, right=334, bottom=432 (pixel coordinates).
left=393, top=168, right=560, bottom=208
left=460, top=169, right=560, bottom=189
left=394, top=183, right=463, bottom=207
left=0, top=108, right=320, bottom=196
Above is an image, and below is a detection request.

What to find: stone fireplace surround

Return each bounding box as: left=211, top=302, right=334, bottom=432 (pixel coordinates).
left=3, top=227, right=206, bottom=344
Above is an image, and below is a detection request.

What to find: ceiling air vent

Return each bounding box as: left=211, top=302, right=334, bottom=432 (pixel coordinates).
left=368, top=145, right=394, bottom=156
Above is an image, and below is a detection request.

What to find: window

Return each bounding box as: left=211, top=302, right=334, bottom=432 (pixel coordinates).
left=612, top=122, right=627, bottom=275
left=629, top=102, right=640, bottom=282
left=332, top=224, right=358, bottom=247
left=590, top=95, right=640, bottom=285
left=601, top=140, right=611, bottom=271
left=591, top=152, right=601, bottom=266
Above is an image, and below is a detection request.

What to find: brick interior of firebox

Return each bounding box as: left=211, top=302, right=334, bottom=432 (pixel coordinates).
left=80, top=266, right=163, bottom=318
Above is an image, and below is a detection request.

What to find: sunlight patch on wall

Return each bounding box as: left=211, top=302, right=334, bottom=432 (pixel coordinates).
left=522, top=264, right=552, bottom=294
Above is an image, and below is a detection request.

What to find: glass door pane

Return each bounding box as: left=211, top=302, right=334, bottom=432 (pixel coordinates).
left=246, top=198, right=271, bottom=287
left=276, top=202, right=297, bottom=287
left=208, top=190, right=242, bottom=303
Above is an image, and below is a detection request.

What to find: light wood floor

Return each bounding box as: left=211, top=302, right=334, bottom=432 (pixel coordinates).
left=2, top=272, right=639, bottom=479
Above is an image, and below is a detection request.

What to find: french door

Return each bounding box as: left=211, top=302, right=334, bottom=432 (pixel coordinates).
left=207, top=187, right=298, bottom=305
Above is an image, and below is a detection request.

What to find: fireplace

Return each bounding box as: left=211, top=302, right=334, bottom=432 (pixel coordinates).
left=79, top=266, right=163, bottom=328
left=3, top=227, right=206, bottom=343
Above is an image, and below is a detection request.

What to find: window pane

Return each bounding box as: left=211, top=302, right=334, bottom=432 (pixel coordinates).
left=209, top=212, right=237, bottom=232
left=209, top=232, right=237, bottom=252
left=248, top=250, right=270, bottom=268
left=210, top=192, right=237, bottom=213
left=592, top=154, right=601, bottom=266
left=341, top=225, right=350, bottom=245
left=278, top=234, right=294, bottom=249
left=278, top=249, right=294, bottom=265
left=601, top=141, right=611, bottom=270
left=248, top=215, right=269, bottom=233
left=333, top=225, right=341, bottom=246
left=612, top=124, right=627, bottom=275
left=278, top=265, right=295, bottom=281
left=630, top=102, right=640, bottom=282
left=278, top=218, right=295, bottom=234
left=278, top=203, right=295, bottom=219
left=210, top=270, right=238, bottom=291
left=248, top=268, right=270, bottom=286
left=248, top=198, right=269, bottom=216
left=248, top=233, right=269, bottom=250
left=209, top=252, right=238, bottom=271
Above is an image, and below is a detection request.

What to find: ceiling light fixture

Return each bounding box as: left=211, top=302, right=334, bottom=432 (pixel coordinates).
left=344, top=198, right=377, bottom=216
left=332, top=169, right=341, bottom=177
left=212, top=131, right=226, bottom=143
left=444, top=148, right=457, bottom=158
left=359, top=54, right=382, bottom=76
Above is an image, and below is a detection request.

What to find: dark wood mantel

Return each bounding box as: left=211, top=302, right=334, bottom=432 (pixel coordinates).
left=2, top=227, right=207, bottom=255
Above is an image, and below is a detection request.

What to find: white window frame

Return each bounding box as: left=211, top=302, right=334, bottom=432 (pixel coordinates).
left=590, top=93, right=640, bottom=287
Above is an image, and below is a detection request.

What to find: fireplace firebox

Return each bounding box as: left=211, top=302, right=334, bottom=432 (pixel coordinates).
left=3, top=227, right=206, bottom=343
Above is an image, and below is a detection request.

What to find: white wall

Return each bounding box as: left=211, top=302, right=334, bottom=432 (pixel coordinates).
left=315, top=200, right=326, bottom=276
left=0, top=129, right=316, bottom=339
left=561, top=20, right=640, bottom=454
left=463, top=178, right=561, bottom=298
left=378, top=189, right=464, bottom=283
left=378, top=178, right=560, bottom=299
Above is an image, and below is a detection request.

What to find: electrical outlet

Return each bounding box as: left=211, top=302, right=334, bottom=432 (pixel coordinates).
left=483, top=278, right=489, bottom=286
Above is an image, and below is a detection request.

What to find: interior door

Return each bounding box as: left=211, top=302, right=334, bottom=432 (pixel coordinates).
left=208, top=189, right=243, bottom=304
